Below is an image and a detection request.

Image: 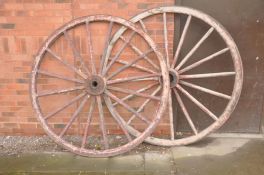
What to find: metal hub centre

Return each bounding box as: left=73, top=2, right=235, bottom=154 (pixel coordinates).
left=85, top=75, right=106, bottom=95
left=169, top=69, right=179, bottom=88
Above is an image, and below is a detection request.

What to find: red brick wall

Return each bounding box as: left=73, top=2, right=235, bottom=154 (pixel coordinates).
left=0, top=0, right=174, bottom=136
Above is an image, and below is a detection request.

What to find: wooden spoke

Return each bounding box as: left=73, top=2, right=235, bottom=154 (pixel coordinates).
left=127, top=86, right=161, bottom=125
left=100, top=21, right=114, bottom=74
left=63, top=30, right=90, bottom=75
left=112, top=82, right=158, bottom=106
left=85, top=21, right=96, bottom=74
left=81, top=96, right=96, bottom=149
left=139, top=19, right=148, bottom=33
left=126, top=77, right=159, bottom=82
left=172, top=15, right=192, bottom=68
left=176, top=84, right=218, bottom=121
left=173, top=88, right=198, bottom=135
left=59, top=95, right=89, bottom=137
left=168, top=90, right=175, bottom=140
left=109, top=58, right=156, bottom=74
left=44, top=92, right=87, bottom=120
left=107, top=73, right=161, bottom=85
left=176, top=27, right=214, bottom=70
left=107, top=49, right=154, bottom=80
left=46, top=48, right=87, bottom=79
left=107, top=86, right=160, bottom=101
left=180, top=80, right=231, bottom=100
left=37, top=70, right=84, bottom=84
left=179, top=48, right=230, bottom=74
left=180, top=72, right=236, bottom=79
left=105, top=90, right=150, bottom=125
left=119, top=35, right=160, bottom=70
left=163, top=12, right=170, bottom=66
left=103, top=93, right=133, bottom=141
left=102, top=31, right=136, bottom=76
left=37, top=86, right=85, bottom=97
left=96, top=96, right=109, bottom=149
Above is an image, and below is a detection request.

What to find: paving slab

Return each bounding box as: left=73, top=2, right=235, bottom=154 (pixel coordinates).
left=0, top=152, right=108, bottom=174
left=108, top=154, right=144, bottom=175
left=145, top=151, right=176, bottom=175
left=171, top=138, right=264, bottom=175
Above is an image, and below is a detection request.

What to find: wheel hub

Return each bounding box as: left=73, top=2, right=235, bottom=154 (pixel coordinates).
left=169, top=69, right=179, bottom=88
left=85, top=75, right=106, bottom=95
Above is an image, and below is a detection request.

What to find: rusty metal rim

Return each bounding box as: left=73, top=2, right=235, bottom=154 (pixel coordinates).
left=31, top=15, right=169, bottom=157
left=108, top=6, right=243, bottom=146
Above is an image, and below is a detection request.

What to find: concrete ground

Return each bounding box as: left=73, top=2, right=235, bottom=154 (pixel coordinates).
left=0, top=136, right=264, bottom=175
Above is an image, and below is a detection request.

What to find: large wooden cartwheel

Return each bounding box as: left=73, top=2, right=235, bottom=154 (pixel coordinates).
left=31, top=15, right=169, bottom=157
left=108, top=6, right=243, bottom=146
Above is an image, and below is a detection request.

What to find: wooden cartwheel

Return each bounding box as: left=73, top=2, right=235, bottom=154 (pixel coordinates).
left=107, top=6, right=243, bottom=146
left=31, top=15, right=169, bottom=157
